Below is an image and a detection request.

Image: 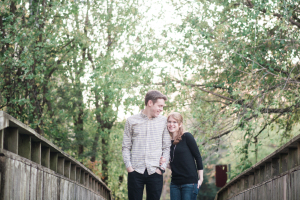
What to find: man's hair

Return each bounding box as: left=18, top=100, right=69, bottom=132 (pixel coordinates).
left=145, top=90, right=167, bottom=106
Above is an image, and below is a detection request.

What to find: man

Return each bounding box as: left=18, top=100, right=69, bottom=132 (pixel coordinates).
left=122, top=90, right=171, bottom=200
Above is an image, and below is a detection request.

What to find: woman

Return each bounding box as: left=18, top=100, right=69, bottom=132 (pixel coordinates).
left=166, top=112, right=203, bottom=200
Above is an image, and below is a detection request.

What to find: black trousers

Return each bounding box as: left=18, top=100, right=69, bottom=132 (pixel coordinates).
left=127, top=170, right=163, bottom=200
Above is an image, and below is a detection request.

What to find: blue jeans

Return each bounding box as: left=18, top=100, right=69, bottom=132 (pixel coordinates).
left=170, top=182, right=199, bottom=200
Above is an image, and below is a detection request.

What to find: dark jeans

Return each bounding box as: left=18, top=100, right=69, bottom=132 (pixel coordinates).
left=170, top=182, right=200, bottom=200
left=127, top=170, right=163, bottom=200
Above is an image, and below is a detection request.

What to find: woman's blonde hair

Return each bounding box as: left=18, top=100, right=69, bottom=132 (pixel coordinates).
left=167, top=112, right=184, bottom=145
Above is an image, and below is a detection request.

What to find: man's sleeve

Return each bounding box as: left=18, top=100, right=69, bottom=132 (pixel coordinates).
left=122, top=119, right=132, bottom=169
left=160, top=124, right=171, bottom=169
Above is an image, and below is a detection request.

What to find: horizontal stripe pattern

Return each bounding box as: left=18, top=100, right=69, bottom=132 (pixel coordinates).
left=122, top=111, right=171, bottom=175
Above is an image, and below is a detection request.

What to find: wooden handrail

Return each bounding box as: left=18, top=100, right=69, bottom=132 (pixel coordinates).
left=0, top=111, right=112, bottom=200
left=215, top=132, right=300, bottom=200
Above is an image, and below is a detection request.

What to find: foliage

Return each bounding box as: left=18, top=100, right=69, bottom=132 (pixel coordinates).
left=157, top=0, right=300, bottom=179
left=2, top=0, right=300, bottom=199
left=1, top=0, right=159, bottom=199
left=0, top=0, right=72, bottom=134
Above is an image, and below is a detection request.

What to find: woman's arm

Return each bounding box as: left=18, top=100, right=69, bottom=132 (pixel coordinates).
left=185, top=133, right=203, bottom=170
left=197, top=169, right=203, bottom=188
left=184, top=133, right=203, bottom=188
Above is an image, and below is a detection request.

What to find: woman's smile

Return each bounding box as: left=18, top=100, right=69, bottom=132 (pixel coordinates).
left=167, top=116, right=180, bottom=134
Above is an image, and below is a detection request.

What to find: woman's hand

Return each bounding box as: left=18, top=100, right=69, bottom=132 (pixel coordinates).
left=197, top=169, right=204, bottom=188
left=197, top=178, right=203, bottom=189
left=160, top=156, right=166, bottom=165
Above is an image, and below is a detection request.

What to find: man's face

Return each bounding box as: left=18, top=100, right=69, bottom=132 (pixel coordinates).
left=150, top=99, right=165, bottom=118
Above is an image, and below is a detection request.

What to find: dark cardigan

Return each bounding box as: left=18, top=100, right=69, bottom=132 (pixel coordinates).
left=170, top=132, right=203, bottom=185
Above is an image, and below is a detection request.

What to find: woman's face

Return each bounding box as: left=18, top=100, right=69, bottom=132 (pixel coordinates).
left=167, top=116, right=181, bottom=134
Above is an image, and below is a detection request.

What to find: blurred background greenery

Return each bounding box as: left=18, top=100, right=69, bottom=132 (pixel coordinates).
left=1, top=0, right=299, bottom=199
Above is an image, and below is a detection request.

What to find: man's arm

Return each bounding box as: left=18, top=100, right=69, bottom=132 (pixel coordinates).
left=160, top=125, right=171, bottom=170
left=122, top=119, right=134, bottom=172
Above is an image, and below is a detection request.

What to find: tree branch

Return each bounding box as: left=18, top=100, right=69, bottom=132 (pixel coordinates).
left=240, top=1, right=300, bottom=29
left=209, top=130, right=232, bottom=140
left=169, top=79, right=236, bottom=102
left=254, top=112, right=285, bottom=138
left=260, top=106, right=297, bottom=114
left=289, top=17, right=300, bottom=29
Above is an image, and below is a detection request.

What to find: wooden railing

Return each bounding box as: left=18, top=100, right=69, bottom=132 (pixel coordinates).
left=0, top=111, right=112, bottom=200
left=214, top=133, right=300, bottom=200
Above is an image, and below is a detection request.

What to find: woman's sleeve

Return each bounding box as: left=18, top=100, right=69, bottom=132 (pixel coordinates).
left=186, top=132, right=203, bottom=170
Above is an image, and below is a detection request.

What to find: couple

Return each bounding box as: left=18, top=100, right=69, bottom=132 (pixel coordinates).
left=122, top=90, right=203, bottom=200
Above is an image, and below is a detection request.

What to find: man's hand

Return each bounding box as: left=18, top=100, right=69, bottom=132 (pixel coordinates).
left=155, top=168, right=162, bottom=175
left=127, top=166, right=134, bottom=173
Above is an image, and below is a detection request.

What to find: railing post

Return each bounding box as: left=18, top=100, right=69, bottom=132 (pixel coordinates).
left=81, top=171, right=85, bottom=185
left=85, top=173, right=89, bottom=188
left=100, top=184, right=103, bottom=196
left=76, top=167, right=81, bottom=183
left=271, top=157, right=279, bottom=177
left=70, top=164, right=76, bottom=181
left=96, top=182, right=100, bottom=194
left=254, top=168, right=260, bottom=185
left=19, top=134, right=31, bottom=159
left=64, top=160, right=71, bottom=178
left=265, top=162, right=271, bottom=181
left=93, top=178, right=95, bottom=191
left=89, top=176, right=92, bottom=189
left=223, top=188, right=229, bottom=200
left=4, top=127, right=19, bottom=154
left=57, top=157, right=65, bottom=175
left=288, top=147, right=298, bottom=169
left=41, top=147, right=50, bottom=168
left=239, top=180, right=243, bottom=193
left=0, top=129, right=4, bottom=149
left=297, top=142, right=300, bottom=166
left=260, top=165, right=265, bottom=183
left=50, top=152, right=58, bottom=172
left=243, top=175, right=249, bottom=190
left=279, top=153, right=288, bottom=173
left=248, top=172, right=254, bottom=188
left=31, top=141, right=41, bottom=164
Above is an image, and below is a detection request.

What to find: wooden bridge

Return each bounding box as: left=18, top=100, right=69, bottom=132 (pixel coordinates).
left=214, top=133, right=300, bottom=200
left=0, top=111, right=112, bottom=200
